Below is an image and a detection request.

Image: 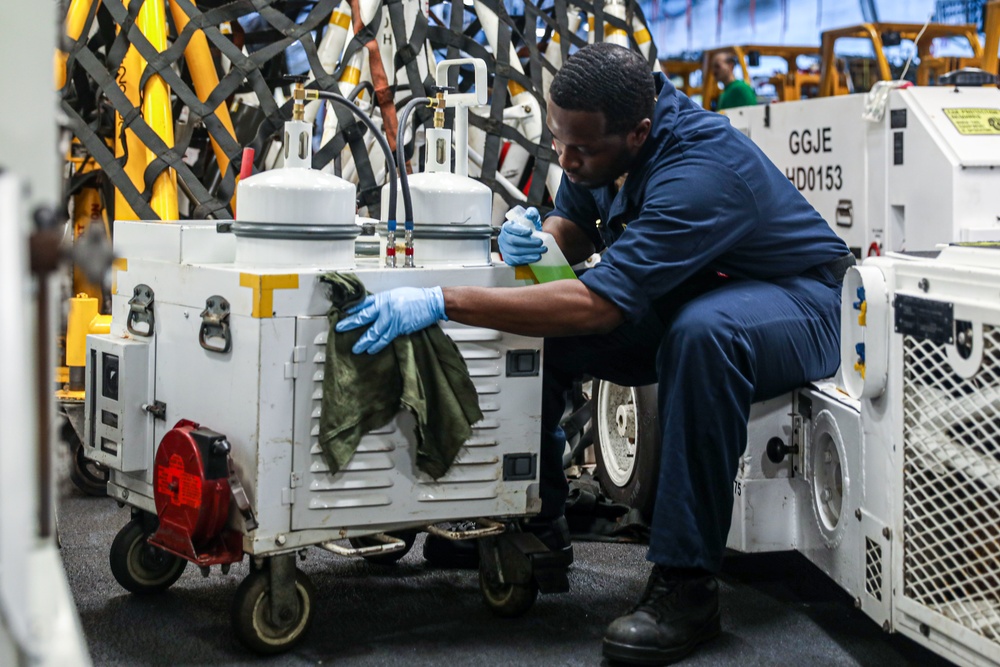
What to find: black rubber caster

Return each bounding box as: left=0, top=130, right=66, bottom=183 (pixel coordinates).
left=109, top=519, right=187, bottom=594
left=478, top=568, right=538, bottom=618
left=231, top=565, right=315, bottom=654
left=64, top=420, right=108, bottom=496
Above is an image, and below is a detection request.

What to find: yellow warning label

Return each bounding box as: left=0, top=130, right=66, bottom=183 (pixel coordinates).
left=942, top=108, right=1000, bottom=135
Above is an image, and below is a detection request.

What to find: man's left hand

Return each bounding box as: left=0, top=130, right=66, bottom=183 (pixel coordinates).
left=335, top=286, right=447, bottom=354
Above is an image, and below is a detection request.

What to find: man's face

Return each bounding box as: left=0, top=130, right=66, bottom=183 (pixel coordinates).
left=546, top=100, right=649, bottom=189
left=711, top=54, right=734, bottom=83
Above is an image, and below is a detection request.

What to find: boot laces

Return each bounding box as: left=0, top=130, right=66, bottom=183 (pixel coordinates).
left=631, top=567, right=681, bottom=617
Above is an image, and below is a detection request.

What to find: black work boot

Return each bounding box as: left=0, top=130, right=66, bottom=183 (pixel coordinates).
left=602, top=566, right=720, bottom=665
left=423, top=516, right=574, bottom=569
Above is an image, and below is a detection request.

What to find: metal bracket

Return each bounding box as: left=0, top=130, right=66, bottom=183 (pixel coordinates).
left=227, top=456, right=258, bottom=531
left=319, top=533, right=408, bottom=558
left=126, top=284, right=155, bottom=337
left=142, top=400, right=166, bottom=420
left=268, top=555, right=300, bottom=628
left=790, top=413, right=805, bottom=475
left=425, top=518, right=504, bottom=541
left=199, top=295, right=232, bottom=353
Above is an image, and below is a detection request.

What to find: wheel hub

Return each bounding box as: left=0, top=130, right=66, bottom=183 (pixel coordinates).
left=598, top=384, right=641, bottom=487
left=615, top=404, right=635, bottom=440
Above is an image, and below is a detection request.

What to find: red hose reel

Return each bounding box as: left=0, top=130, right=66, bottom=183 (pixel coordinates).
left=148, top=419, right=244, bottom=566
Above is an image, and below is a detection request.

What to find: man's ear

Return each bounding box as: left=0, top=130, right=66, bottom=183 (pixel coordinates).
left=628, top=118, right=652, bottom=151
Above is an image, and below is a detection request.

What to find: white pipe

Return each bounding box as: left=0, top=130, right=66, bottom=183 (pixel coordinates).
left=319, top=50, right=366, bottom=146
left=305, top=0, right=353, bottom=123
left=603, top=0, right=629, bottom=48
left=455, top=107, right=468, bottom=177
left=632, top=15, right=653, bottom=59
left=541, top=8, right=581, bottom=97
left=434, top=59, right=487, bottom=178
left=466, top=144, right=527, bottom=202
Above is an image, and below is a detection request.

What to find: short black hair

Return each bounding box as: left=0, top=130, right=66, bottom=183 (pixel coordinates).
left=548, top=43, right=655, bottom=136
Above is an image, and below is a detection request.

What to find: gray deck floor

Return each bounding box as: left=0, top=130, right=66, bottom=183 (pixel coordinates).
left=57, top=480, right=953, bottom=667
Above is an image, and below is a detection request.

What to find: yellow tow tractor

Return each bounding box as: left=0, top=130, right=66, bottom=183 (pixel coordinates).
left=818, top=21, right=987, bottom=96
left=701, top=44, right=822, bottom=110
left=659, top=58, right=703, bottom=102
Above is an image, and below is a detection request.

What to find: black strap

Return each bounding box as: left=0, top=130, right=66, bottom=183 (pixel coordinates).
left=62, top=0, right=658, bottom=222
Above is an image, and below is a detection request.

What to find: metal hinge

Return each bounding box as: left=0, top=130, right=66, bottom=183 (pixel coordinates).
left=282, top=472, right=301, bottom=504
left=284, top=346, right=306, bottom=379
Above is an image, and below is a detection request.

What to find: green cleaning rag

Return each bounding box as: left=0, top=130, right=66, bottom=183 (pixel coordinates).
left=317, top=273, right=484, bottom=480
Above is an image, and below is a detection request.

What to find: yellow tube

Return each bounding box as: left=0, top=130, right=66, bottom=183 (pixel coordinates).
left=72, top=185, right=106, bottom=299
left=114, top=0, right=149, bottom=221
left=56, top=0, right=99, bottom=90
left=90, top=314, right=113, bottom=335
left=66, top=295, right=100, bottom=369
left=168, top=0, right=239, bottom=209
left=137, top=0, right=179, bottom=221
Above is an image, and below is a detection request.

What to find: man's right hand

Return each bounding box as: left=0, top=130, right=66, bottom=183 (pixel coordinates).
left=498, top=207, right=546, bottom=266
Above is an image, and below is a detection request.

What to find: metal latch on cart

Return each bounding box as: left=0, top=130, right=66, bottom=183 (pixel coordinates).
left=126, top=284, right=155, bottom=337
left=835, top=199, right=853, bottom=228
left=227, top=456, right=258, bottom=531
left=199, top=295, right=232, bottom=353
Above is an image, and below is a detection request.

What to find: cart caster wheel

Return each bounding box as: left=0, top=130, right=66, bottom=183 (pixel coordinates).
left=109, top=519, right=187, bottom=594
left=348, top=530, right=417, bottom=565
left=232, top=568, right=315, bottom=654
left=64, top=421, right=108, bottom=496
left=478, top=568, right=538, bottom=618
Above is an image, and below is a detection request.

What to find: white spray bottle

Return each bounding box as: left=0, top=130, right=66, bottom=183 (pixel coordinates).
left=505, top=205, right=577, bottom=283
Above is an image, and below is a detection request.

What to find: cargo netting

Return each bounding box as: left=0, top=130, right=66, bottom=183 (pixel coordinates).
left=58, top=0, right=656, bottom=223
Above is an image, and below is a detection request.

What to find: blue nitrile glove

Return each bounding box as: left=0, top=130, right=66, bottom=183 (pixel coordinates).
left=334, top=286, right=447, bottom=355
left=498, top=206, right=546, bottom=266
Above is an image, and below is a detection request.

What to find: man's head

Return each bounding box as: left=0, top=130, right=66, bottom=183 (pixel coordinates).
left=711, top=52, right=738, bottom=85
left=547, top=43, right=654, bottom=188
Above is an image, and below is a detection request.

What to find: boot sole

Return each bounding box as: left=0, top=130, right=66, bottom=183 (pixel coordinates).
left=601, top=613, right=721, bottom=665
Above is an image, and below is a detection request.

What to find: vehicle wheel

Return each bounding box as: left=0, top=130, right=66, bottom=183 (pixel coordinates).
left=109, top=519, right=187, bottom=594
left=232, top=567, right=315, bottom=655
left=63, top=420, right=108, bottom=496
left=478, top=567, right=538, bottom=618
left=348, top=530, right=417, bottom=565
left=592, top=382, right=660, bottom=521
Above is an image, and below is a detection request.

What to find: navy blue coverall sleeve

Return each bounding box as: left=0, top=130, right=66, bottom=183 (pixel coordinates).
left=573, top=160, right=758, bottom=322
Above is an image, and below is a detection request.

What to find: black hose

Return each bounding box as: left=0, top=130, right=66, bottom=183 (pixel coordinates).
left=346, top=80, right=375, bottom=104
left=396, top=97, right=431, bottom=227
left=315, top=90, right=399, bottom=224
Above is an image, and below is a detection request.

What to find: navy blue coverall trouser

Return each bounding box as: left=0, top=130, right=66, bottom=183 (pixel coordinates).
left=539, top=267, right=843, bottom=572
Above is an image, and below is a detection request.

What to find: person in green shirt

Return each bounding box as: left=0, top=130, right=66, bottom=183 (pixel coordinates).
left=711, top=51, right=757, bottom=110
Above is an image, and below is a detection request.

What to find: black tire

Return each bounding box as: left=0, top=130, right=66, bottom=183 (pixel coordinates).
left=478, top=568, right=538, bottom=618
left=348, top=530, right=417, bottom=565
left=232, top=567, right=315, bottom=655
left=109, top=519, right=187, bottom=594
left=63, top=419, right=109, bottom=497
left=592, top=382, right=660, bottom=521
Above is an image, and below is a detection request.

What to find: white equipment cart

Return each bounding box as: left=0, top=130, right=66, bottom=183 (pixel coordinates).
left=83, top=61, right=565, bottom=654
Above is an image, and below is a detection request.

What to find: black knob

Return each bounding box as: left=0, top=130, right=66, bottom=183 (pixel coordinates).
left=766, top=437, right=799, bottom=464
left=212, top=439, right=232, bottom=456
